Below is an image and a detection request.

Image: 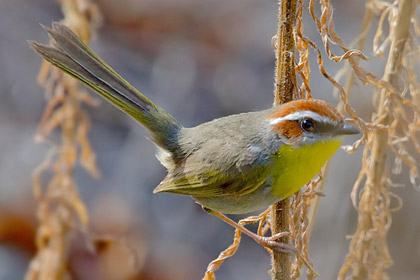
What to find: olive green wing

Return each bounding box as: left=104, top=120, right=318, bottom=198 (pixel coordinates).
left=153, top=163, right=268, bottom=197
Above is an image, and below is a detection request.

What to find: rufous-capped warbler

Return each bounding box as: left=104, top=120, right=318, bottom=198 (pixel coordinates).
left=29, top=23, right=360, bottom=251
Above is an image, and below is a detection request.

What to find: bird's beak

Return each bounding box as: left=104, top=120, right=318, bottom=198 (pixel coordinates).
left=335, top=121, right=360, bottom=135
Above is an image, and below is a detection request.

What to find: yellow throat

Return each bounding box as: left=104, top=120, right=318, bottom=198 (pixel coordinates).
left=270, top=138, right=343, bottom=198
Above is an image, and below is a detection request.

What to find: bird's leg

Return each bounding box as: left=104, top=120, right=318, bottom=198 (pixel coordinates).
left=203, top=208, right=297, bottom=254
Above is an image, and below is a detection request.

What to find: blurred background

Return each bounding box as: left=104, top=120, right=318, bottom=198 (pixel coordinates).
left=0, top=0, right=419, bottom=279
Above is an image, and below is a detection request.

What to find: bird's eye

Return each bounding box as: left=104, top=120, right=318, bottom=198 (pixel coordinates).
left=300, top=119, right=314, bottom=132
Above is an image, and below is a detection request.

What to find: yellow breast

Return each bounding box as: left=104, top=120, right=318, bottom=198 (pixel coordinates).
left=270, top=138, right=343, bottom=198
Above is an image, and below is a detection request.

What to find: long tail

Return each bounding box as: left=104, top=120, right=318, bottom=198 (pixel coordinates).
left=29, top=22, right=182, bottom=153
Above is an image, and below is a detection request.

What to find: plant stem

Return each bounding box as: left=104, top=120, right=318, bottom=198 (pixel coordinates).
left=271, top=0, right=297, bottom=279
left=338, top=0, right=414, bottom=278
left=273, top=0, right=297, bottom=105
left=270, top=198, right=291, bottom=280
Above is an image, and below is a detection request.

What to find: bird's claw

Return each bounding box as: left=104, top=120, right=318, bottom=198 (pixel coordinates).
left=257, top=232, right=298, bottom=254
left=267, top=231, right=290, bottom=241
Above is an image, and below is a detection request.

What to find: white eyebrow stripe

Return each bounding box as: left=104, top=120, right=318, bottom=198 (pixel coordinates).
left=269, top=110, right=336, bottom=125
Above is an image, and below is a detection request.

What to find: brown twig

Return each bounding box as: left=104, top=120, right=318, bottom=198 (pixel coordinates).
left=271, top=0, right=298, bottom=279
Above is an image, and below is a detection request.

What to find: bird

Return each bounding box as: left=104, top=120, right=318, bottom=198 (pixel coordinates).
left=29, top=22, right=360, bottom=251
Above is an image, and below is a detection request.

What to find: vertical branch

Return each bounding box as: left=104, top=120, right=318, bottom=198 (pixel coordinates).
left=270, top=199, right=292, bottom=280
left=338, top=0, right=415, bottom=279
left=271, top=0, right=297, bottom=279
left=273, top=0, right=298, bottom=105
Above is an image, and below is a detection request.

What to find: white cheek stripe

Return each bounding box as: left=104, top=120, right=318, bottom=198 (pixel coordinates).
left=269, top=110, right=336, bottom=125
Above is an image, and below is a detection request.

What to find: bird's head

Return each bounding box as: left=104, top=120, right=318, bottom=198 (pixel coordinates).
left=267, top=99, right=360, bottom=147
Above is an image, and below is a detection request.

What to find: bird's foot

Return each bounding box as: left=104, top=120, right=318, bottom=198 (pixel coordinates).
left=255, top=232, right=297, bottom=254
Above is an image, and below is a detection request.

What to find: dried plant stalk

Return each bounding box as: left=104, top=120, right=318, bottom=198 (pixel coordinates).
left=25, top=0, right=101, bottom=279
left=339, top=0, right=418, bottom=278
left=273, top=0, right=298, bottom=105
left=271, top=0, right=299, bottom=279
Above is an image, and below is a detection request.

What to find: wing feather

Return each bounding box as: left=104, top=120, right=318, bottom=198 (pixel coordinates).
left=153, top=161, right=268, bottom=197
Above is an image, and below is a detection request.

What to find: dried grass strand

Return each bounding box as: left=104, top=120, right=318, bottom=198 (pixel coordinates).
left=25, top=1, right=102, bottom=279
left=202, top=210, right=270, bottom=280
left=339, top=0, right=418, bottom=278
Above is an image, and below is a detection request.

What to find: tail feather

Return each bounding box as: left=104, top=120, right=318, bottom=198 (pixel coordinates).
left=29, top=23, right=182, bottom=154
left=43, top=23, right=149, bottom=112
